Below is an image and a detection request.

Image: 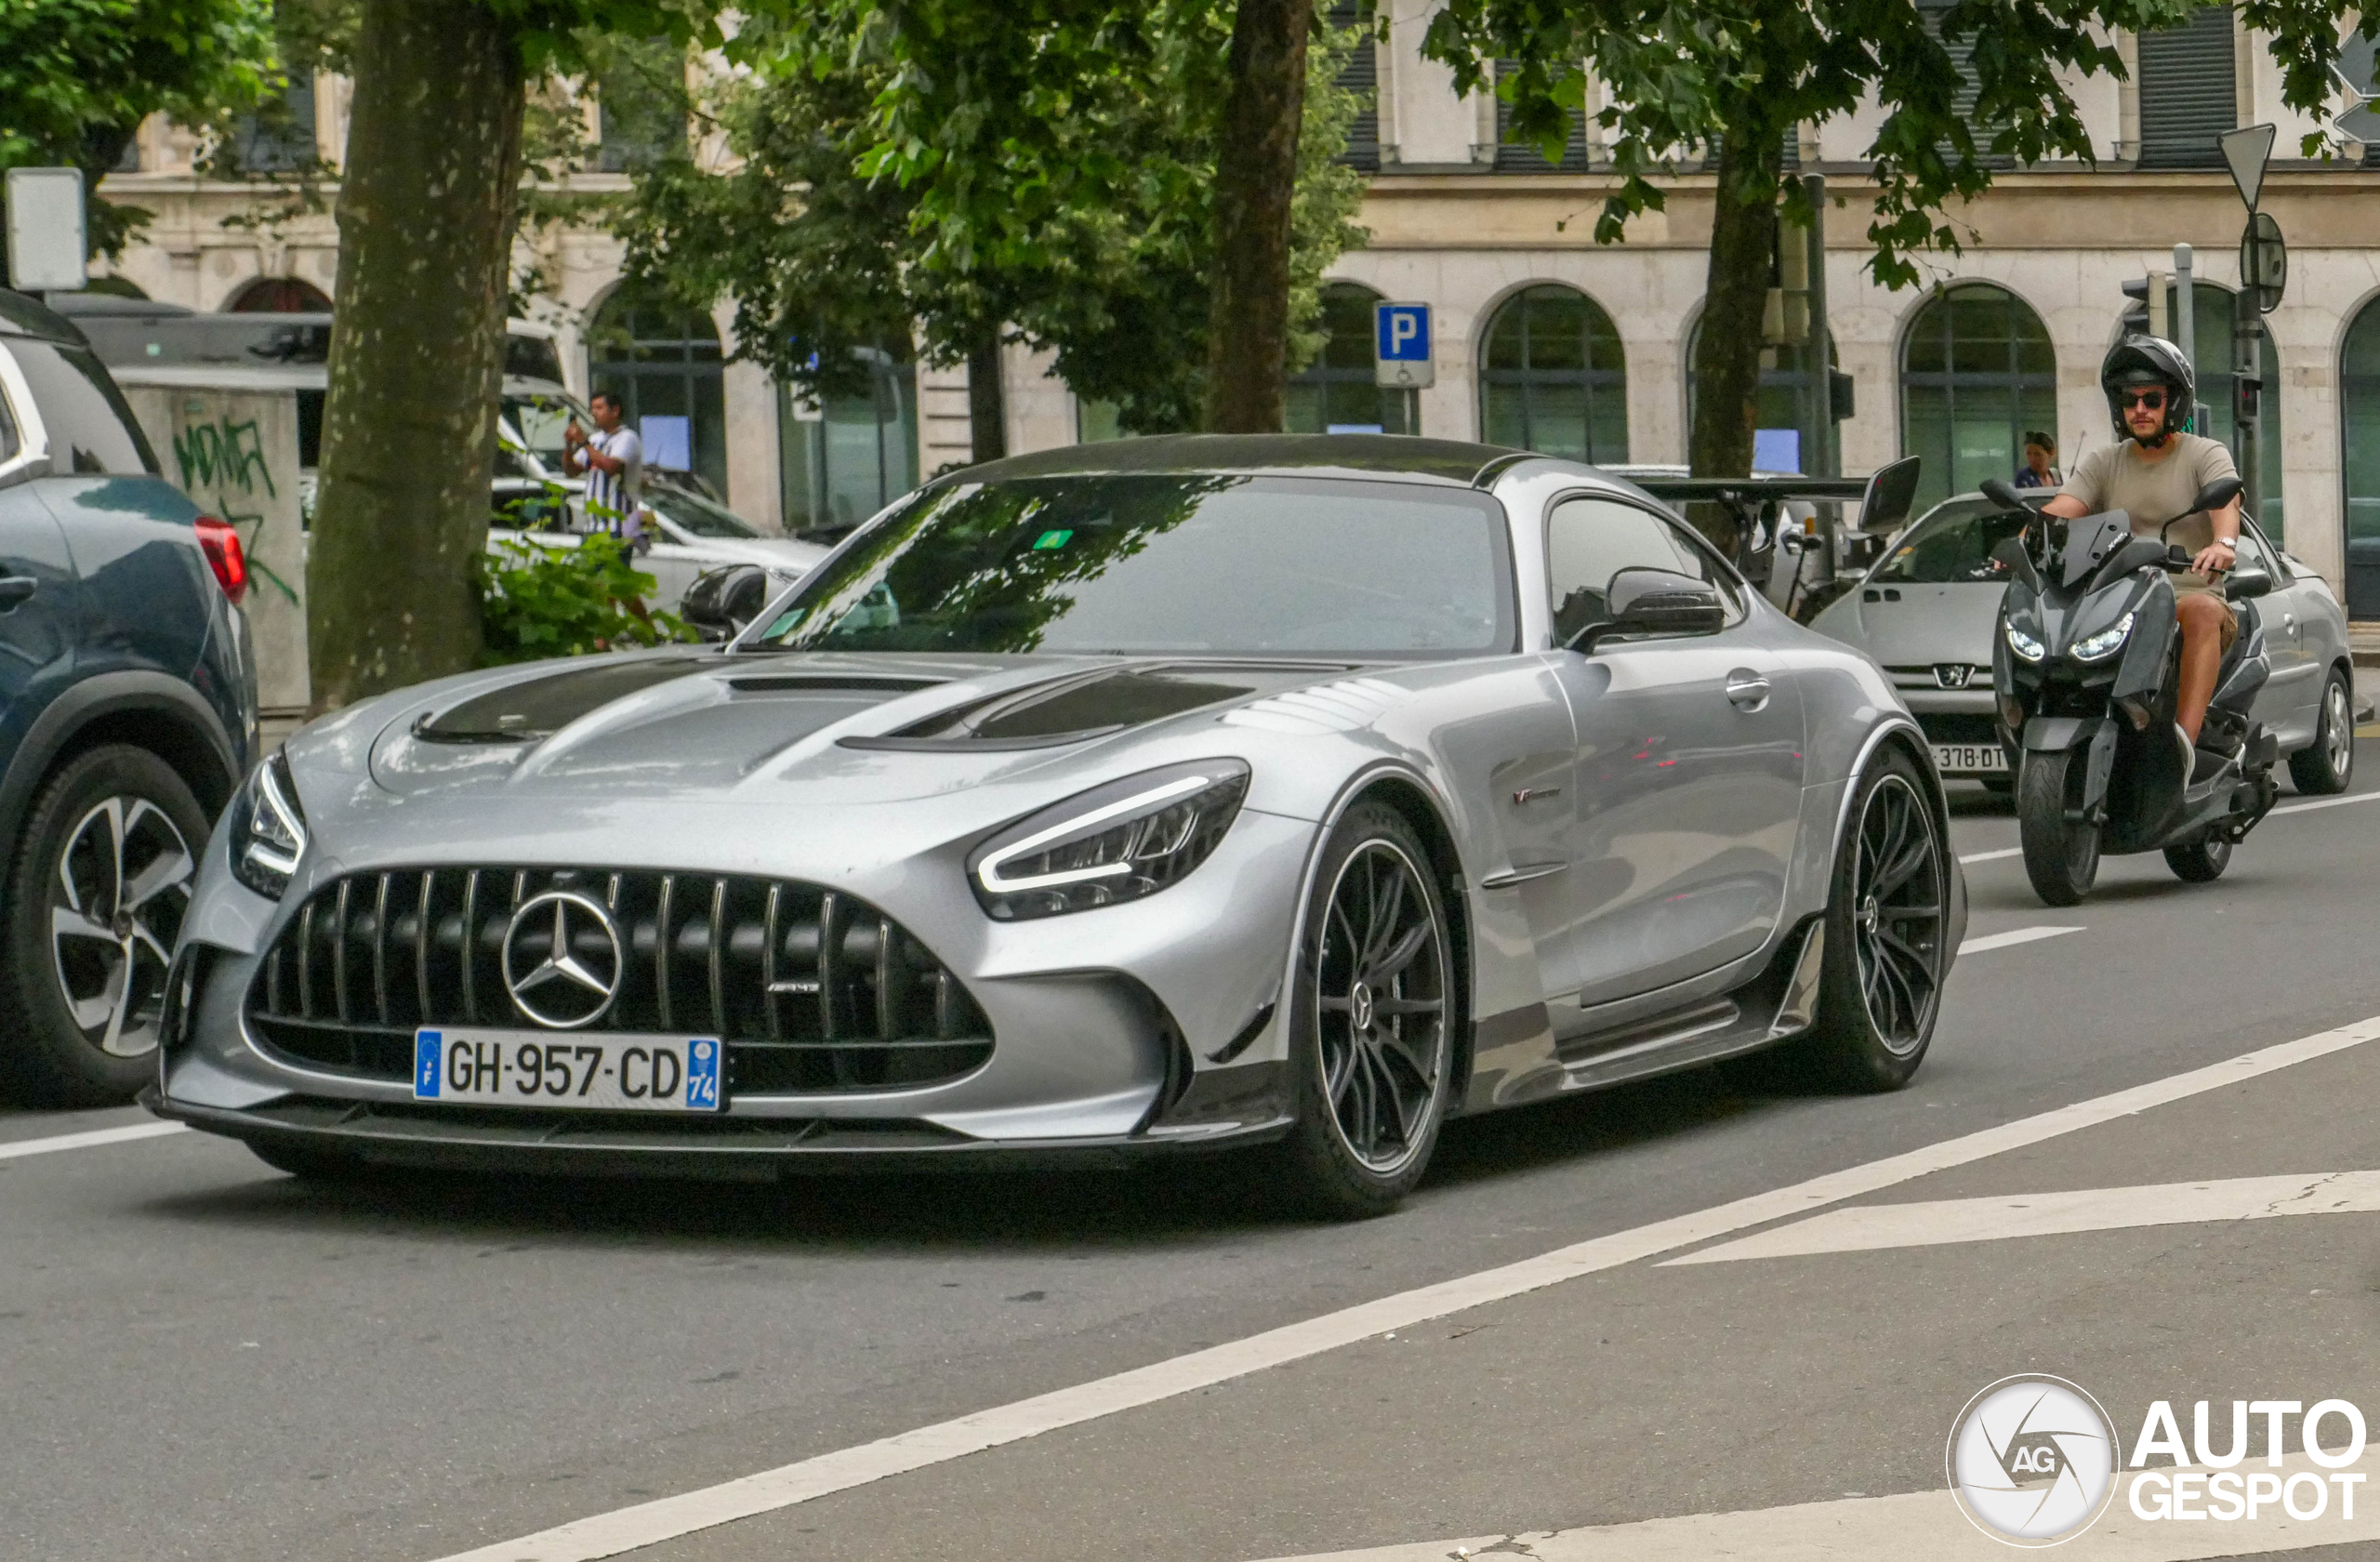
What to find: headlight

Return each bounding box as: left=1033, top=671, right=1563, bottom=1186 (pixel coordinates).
left=2003, top=622, right=2046, bottom=663
left=228, top=750, right=308, bottom=899
left=968, top=760, right=1250, bottom=920
left=2070, top=611, right=2135, bottom=663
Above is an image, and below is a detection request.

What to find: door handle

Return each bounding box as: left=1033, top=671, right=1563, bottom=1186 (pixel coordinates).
left=0, top=576, right=35, bottom=613
left=1725, top=669, right=1771, bottom=711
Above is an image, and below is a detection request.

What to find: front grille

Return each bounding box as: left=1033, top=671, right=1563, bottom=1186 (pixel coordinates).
left=245, top=868, right=994, bottom=1094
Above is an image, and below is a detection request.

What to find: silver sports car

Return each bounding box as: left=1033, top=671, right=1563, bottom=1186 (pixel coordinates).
left=1813, top=490, right=2359, bottom=794
left=152, top=435, right=1967, bottom=1215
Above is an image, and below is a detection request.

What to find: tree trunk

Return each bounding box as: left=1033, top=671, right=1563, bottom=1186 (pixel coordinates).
left=309, top=0, right=525, bottom=710
left=966, top=324, right=1007, bottom=462
left=1202, top=0, right=1309, bottom=433
left=1686, top=118, right=1785, bottom=555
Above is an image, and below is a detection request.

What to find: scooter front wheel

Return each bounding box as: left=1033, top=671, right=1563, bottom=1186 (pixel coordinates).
left=2018, top=748, right=2100, bottom=906
left=2163, top=836, right=2231, bottom=882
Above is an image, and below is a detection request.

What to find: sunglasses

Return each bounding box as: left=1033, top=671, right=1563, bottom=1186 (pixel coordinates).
left=2119, top=389, right=2168, bottom=410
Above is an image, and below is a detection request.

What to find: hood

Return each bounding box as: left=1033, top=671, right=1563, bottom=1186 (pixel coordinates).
left=1809, top=581, right=2006, bottom=672
left=349, top=651, right=1360, bottom=808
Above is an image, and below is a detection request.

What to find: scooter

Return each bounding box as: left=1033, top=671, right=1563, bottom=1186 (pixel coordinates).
left=1985, top=474, right=2280, bottom=907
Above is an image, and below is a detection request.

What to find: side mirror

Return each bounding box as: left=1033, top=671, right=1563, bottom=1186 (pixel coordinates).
left=1857, top=455, right=1923, bottom=535
left=1571, top=567, right=1726, bottom=651
left=1979, top=477, right=2029, bottom=513
left=2189, top=476, right=2244, bottom=515
left=681, top=562, right=769, bottom=640
left=2226, top=567, right=2272, bottom=602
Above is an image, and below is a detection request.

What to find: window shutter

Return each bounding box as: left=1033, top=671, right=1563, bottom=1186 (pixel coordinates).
left=1494, top=61, right=1590, bottom=172
left=1329, top=2, right=1380, bottom=172
left=2137, top=7, right=2238, bottom=168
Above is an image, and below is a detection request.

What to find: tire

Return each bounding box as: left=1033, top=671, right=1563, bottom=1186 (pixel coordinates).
left=2163, top=836, right=2232, bottom=882
left=245, top=1138, right=375, bottom=1182
left=1272, top=801, right=1458, bottom=1219
left=2017, top=748, right=2099, bottom=907
left=0, top=746, right=208, bottom=1107
left=2288, top=666, right=2355, bottom=795
left=1798, top=752, right=1948, bottom=1091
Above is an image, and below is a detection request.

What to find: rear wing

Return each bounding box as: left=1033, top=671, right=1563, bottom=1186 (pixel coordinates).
left=1627, top=455, right=1921, bottom=536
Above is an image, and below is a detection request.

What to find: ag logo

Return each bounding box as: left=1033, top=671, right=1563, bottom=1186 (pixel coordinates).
left=1948, top=1375, right=2119, bottom=1546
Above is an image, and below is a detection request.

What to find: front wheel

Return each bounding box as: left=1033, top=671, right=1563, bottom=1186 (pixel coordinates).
left=1798, top=752, right=1948, bottom=1091
left=1272, top=801, right=1458, bottom=1219
left=2288, top=666, right=2355, bottom=795
left=2017, top=748, right=2099, bottom=907
left=2163, top=836, right=2232, bottom=882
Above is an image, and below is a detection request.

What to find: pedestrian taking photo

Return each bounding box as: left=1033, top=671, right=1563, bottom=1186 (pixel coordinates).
left=563, top=391, right=646, bottom=545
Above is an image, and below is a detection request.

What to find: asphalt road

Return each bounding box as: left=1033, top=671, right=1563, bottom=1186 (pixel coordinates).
left=8, top=749, right=2380, bottom=1562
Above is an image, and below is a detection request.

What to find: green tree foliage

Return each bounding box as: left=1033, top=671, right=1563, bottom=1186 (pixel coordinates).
left=1422, top=0, right=2372, bottom=518
left=695, top=2, right=1369, bottom=436
left=0, top=0, right=277, bottom=262
left=474, top=533, right=691, bottom=663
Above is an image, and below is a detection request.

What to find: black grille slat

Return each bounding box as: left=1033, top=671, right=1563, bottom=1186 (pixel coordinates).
left=246, top=868, right=995, bottom=1094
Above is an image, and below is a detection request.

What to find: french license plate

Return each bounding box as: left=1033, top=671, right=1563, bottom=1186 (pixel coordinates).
left=412, top=1029, right=724, bottom=1111
left=1933, top=743, right=2007, bottom=774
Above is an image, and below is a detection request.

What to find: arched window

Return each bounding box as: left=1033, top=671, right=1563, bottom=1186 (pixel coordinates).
left=1478, top=285, right=1628, bottom=462
left=1287, top=281, right=1417, bottom=434
left=2341, top=298, right=2380, bottom=616
left=1899, top=283, right=2056, bottom=510
left=779, top=344, right=918, bottom=536
left=1683, top=319, right=1839, bottom=474
left=588, top=288, right=727, bottom=496
left=227, top=277, right=331, bottom=313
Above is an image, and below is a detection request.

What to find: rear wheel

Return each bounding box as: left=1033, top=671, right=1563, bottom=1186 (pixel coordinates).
left=2017, top=748, right=2099, bottom=907
left=1799, top=753, right=1947, bottom=1091
left=1273, top=802, right=1457, bottom=1219
left=2288, top=666, right=2355, bottom=795
left=2163, top=836, right=2232, bottom=882
left=0, top=746, right=206, bottom=1106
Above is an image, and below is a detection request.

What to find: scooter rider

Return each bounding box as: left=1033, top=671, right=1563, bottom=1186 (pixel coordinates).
left=2040, top=336, right=2242, bottom=774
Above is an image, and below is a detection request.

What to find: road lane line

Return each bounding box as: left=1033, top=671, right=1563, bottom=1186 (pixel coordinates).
left=1954, top=787, right=2380, bottom=866
left=0, top=1121, right=184, bottom=1161
left=1664, top=1170, right=2380, bottom=1265
left=1958, top=925, right=2082, bottom=955
left=426, top=1013, right=2380, bottom=1562
left=1250, top=1449, right=2380, bottom=1560
left=1957, top=846, right=2022, bottom=864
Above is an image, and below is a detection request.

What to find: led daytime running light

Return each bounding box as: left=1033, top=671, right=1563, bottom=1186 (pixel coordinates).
left=231, top=752, right=308, bottom=899
left=2070, top=611, right=2136, bottom=663
left=2004, top=622, right=2046, bottom=664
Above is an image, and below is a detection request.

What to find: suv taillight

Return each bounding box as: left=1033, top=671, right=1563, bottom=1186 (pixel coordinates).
left=193, top=517, right=248, bottom=604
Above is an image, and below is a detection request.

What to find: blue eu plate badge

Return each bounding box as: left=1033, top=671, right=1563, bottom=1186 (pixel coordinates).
left=415, top=1030, right=443, bottom=1098
left=685, top=1038, right=721, bottom=1109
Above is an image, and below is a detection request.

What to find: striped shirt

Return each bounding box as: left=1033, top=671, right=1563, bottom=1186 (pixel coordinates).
left=579, top=426, right=643, bottom=535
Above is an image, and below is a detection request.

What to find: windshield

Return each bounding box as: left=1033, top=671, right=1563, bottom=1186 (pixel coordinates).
left=1869, top=499, right=2035, bottom=584
left=647, top=482, right=760, bottom=538
left=502, top=392, right=588, bottom=470
left=748, top=474, right=1514, bottom=657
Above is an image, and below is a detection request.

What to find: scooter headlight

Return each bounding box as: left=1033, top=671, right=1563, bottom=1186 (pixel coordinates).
left=2003, top=622, right=2047, bottom=664
left=2070, top=611, right=2135, bottom=664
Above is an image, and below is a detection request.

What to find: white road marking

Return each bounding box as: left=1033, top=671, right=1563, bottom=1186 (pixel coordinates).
left=427, top=1014, right=2380, bottom=1562
left=1958, top=846, right=2023, bottom=864
left=1958, top=924, right=2082, bottom=955
left=1250, top=1449, right=2380, bottom=1560
left=1664, top=1170, right=2380, bottom=1265
left=0, top=1121, right=184, bottom=1161
left=1952, top=786, right=2380, bottom=865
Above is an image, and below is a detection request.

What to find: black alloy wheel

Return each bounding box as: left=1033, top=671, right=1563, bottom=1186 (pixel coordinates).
left=2017, top=748, right=2099, bottom=907
left=1276, top=801, right=1456, bottom=1218
left=0, top=746, right=208, bottom=1105
left=2288, top=666, right=2355, bottom=795
left=1802, top=753, right=1946, bottom=1091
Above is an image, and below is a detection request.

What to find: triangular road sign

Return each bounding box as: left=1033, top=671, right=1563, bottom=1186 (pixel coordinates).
left=2220, top=123, right=2277, bottom=211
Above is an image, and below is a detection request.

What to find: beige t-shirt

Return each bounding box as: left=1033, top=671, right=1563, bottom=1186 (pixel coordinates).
left=2061, top=433, right=2239, bottom=553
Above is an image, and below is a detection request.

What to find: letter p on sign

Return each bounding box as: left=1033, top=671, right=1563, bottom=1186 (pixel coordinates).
left=1375, top=302, right=1435, bottom=389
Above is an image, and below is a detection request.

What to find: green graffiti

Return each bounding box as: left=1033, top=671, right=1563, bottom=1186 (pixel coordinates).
left=172, top=416, right=277, bottom=500
left=217, top=510, right=302, bottom=609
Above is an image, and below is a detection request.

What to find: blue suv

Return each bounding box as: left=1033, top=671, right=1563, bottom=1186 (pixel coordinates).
left=0, top=290, right=258, bottom=1105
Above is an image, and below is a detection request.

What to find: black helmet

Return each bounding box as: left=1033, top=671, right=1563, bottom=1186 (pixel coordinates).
left=2101, top=335, right=2194, bottom=442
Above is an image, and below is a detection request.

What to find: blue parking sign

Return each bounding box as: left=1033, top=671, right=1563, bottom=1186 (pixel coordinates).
left=1374, top=302, right=1434, bottom=388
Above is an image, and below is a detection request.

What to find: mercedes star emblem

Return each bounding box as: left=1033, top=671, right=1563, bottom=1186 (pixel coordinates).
left=501, top=889, right=623, bottom=1029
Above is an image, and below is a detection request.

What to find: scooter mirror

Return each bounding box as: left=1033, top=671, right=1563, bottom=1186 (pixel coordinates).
left=1979, top=478, right=2029, bottom=512
left=2226, top=567, right=2273, bottom=601
left=2188, top=476, right=2244, bottom=516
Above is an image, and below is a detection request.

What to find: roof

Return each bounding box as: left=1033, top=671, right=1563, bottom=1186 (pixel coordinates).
left=0, top=289, right=89, bottom=345
left=944, top=433, right=1535, bottom=489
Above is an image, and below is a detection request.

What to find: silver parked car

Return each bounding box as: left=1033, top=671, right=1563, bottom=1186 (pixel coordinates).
left=1811, top=491, right=2359, bottom=794
left=152, top=436, right=1967, bottom=1215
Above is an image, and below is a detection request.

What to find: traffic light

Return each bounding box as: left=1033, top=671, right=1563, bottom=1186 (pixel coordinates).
left=2120, top=272, right=2170, bottom=339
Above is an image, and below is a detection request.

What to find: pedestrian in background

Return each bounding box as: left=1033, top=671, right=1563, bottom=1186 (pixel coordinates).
left=2015, top=431, right=2062, bottom=489
left=563, top=391, right=646, bottom=545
